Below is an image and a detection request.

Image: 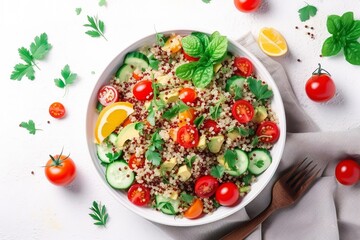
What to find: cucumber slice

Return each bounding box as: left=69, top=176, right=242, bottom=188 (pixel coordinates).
left=225, top=149, right=249, bottom=176
left=115, top=64, right=133, bottom=81
left=124, top=51, right=149, bottom=71
left=96, top=143, right=113, bottom=163
left=155, top=195, right=180, bottom=215
left=108, top=133, right=118, bottom=146
left=225, top=76, right=245, bottom=95
left=106, top=161, right=134, bottom=189
left=248, top=149, right=272, bottom=175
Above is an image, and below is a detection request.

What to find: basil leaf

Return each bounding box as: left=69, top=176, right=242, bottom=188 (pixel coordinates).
left=346, top=20, right=360, bottom=41
left=340, top=12, right=354, bottom=33
left=175, top=62, right=198, bottom=80
left=344, top=42, right=360, bottom=65
left=178, top=101, right=190, bottom=112
left=194, top=115, right=205, bottom=128
left=191, top=32, right=210, bottom=49
left=210, top=101, right=222, bottom=120
left=321, top=36, right=342, bottom=56
left=210, top=31, right=220, bottom=42
left=181, top=35, right=204, bottom=57
left=206, top=36, right=228, bottom=63
left=327, top=15, right=342, bottom=35
left=192, top=65, right=214, bottom=88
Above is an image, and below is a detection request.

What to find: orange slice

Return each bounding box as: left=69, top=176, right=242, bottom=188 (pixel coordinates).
left=258, top=27, right=288, bottom=57
left=94, top=102, right=134, bottom=144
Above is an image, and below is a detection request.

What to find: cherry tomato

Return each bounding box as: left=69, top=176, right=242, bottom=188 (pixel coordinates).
left=128, top=154, right=145, bottom=170
left=182, top=49, right=200, bottom=62
left=177, top=125, right=199, bottom=148
left=127, top=184, right=151, bottom=206
left=234, top=0, right=262, bottom=13
left=335, top=159, right=360, bottom=186
left=232, top=100, right=254, bottom=123
left=256, top=121, right=280, bottom=143
left=202, top=119, right=221, bottom=134
left=178, top=108, right=196, bottom=127
left=132, top=80, right=153, bottom=101
left=49, top=102, right=66, bottom=119
left=45, top=153, right=76, bottom=186
left=179, top=88, right=197, bottom=104
left=305, top=64, right=336, bottom=102
left=184, top=198, right=203, bottom=219
left=234, top=57, right=254, bottom=77
left=195, top=175, right=219, bottom=198
left=97, top=85, right=119, bottom=106
left=215, top=182, right=240, bottom=206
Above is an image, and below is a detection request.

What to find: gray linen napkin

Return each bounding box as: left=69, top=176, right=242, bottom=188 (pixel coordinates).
left=155, top=33, right=360, bottom=240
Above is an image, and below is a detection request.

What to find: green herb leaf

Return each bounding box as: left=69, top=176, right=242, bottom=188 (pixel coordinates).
left=157, top=202, right=175, bottom=214
left=11, top=64, right=35, bottom=81
left=145, top=149, right=161, bottom=166
left=54, top=65, right=77, bottom=89
left=156, top=33, right=168, bottom=47
left=150, top=131, right=164, bottom=151
left=192, top=64, right=214, bottom=88
left=254, top=160, right=265, bottom=168
left=147, top=107, right=156, bottom=126
left=224, top=149, right=237, bottom=171
left=181, top=35, right=204, bottom=58
left=210, top=100, right=222, bottom=120
left=234, top=85, right=243, bottom=100
left=213, top=199, right=221, bottom=208
left=175, top=62, right=198, bottom=80
left=206, top=35, right=228, bottom=63
left=149, top=54, right=159, bottom=70
left=346, top=20, right=360, bottom=41
left=20, top=120, right=40, bottom=135
left=89, top=201, right=108, bottom=227
left=99, top=0, right=106, bottom=6
left=18, top=47, right=33, bottom=64
left=202, top=0, right=211, bottom=3
left=191, top=32, right=210, bottom=49
left=298, top=4, right=317, bottom=22
left=30, top=33, right=52, bottom=60
left=135, top=122, right=145, bottom=135
left=344, top=42, right=360, bottom=65
left=185, top=156, right=196, bottom=168
left=327, top=15, right=342, bottom=35
left=162, top=101, right=190, bottom=120
left=194, top=115, right=205, bottom=128
left=75, top=8, right=82, bottom=15
left=210, top=31, right=220, bottom=42
left=321, top=37, right=342, bottom=56
left=210, top=165, right=225, bottom=178
left=84, top=16, right=107, bottom=40
left=247, top=77, right=273, bottom=102
left=251, top=136, right=259, bottom=146
left=54, top=79, right=65, bottom=88
left=229, top=127, right=255, bottom=137
left=180, top=192, right=195, bottom=204
left=242, top=173, right=253, bottom=185
left=105, top=152, right=120, bottom=162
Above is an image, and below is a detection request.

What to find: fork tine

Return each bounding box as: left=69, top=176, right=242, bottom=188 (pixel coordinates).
left=286, top=159, right=312, bottom=186
left=282, top=157, right=308, bottom=182
left=292, top=163, right=318, bottom=192
left=295, top=168, right=321, bottom=198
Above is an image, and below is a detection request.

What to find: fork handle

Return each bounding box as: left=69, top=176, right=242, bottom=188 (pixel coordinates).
left=220, top=204, right=277, bottom=240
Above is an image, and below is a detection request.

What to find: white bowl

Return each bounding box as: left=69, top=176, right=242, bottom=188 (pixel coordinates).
left=86, top=30, right=286, bottom=227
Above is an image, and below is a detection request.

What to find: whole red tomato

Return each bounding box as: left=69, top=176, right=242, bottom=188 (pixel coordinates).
left=234, top=0, right=262, bottom=13
left=45, top=152, right=76, bottom=186
left=335, top=159, right=360, bottom=186
left=305, top=64, right=336, bottom=102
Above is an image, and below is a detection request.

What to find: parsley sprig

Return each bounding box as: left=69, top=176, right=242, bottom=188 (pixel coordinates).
left=210, top=165, right=225, bottom=178
left=298, top=4, right=317, bottom=22
left=247, top=77, right=273, bottom=103
left=20, top=120, right=41, bottom=135
left=11, top=33, right=52, bottom=81
left=162, top=101, right=189, bottom=120
left=146, top=82, right=165, bottom=126
left=54, top=65, right=78, bottom=89
left=84, top=15, right=107, bottom=41
left=145, top=131, right=164, bottom=166
left=89, top=201, right=109, bottom=227
left=224, top=149, right=238, bottom=171
left=209, top=96, right=225, bottom=120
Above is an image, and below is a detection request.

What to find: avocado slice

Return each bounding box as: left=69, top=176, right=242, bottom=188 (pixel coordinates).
left=161, top=158, right=177, bottom=175
left=227, top=130, right=241, bottom=141
left=253, top=106, right=268, bottom=123
left=197, top=135, right=207, bottom=151
left=207, top=135, right=225, bottom=153
left=116, top=123, right=140, bottom=149
left=177, top=165, right=191, bottom=181
left=159, top=88, right=180, bottom=104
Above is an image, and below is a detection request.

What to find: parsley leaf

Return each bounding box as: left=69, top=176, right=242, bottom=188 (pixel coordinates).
left=247, top=77, right=273, bottom=102
left=99, top=0, right=106, bottom=7
left=145, top=149, right=162, bottom=166
left=30, top=33, right=52, bottom=60
left=135, top=122, right=145, bottom=135
left=147, top=103, right=156, bottom=126
left=54, top=64, right=77, bottom=89
left=20, top=120, right=41, bottom=135
left=224, top=149, right=237, bottom=171
left=194, top=115, right=205, bottom=128
left=75, top=8, right=82, bottom=15
left=254, top=160, right=265, bottom=168
left=229, top=127, right=255, bottom=137
left=298, top=4, right=317, bottom=22
left=210, top=99, right=223, bottom=120
left=242, top=173, right=253, bottom=185
left=157, top=202, right=176, bottom=215
left=180, top=192, right=194, bottom=204
left=146, top=131, right=164, bottom=166
left=89, top=201, right=109, bottom=227
left=202, top=0, right=211, bottom=3
left=210, top=165, right=225, bottom=178
left=162, top=101, right=189, bottom=120
left=84, top=15, right=107, bottom=41
left=234, top=85, right=243, bottom=100
left=184, top=156, right=196, bottom=168
left=156, top=33, right=168, bottom=47
left=105, top=152, right=120, bottom=162
left=251, top=136, right=259, bottom=146
left=18, top=47, right=33, bottom=64
left=11, top=64, right=35, bottom=81
left=149, top=54, right=160, bottom=70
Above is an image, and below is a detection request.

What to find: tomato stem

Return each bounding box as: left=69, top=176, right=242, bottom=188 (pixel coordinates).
left=49, top=148, right=70, bottom=167
left=312, top=63, right=331, bottom=76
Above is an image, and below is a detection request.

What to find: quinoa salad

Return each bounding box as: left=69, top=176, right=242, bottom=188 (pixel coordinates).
left=94, top=31, right=280, bottom=219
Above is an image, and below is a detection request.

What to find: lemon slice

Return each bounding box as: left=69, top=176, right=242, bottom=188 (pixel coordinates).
left=258, top=27, right=288, bottom=57
left=94, top=102, right=134, bottom=144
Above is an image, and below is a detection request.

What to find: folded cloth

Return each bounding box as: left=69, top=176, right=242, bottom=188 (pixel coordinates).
left=155, top=33, right=360, bottom=240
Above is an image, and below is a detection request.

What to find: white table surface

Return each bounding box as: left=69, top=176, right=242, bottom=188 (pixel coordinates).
left=1, top=0, right=359, bottom=239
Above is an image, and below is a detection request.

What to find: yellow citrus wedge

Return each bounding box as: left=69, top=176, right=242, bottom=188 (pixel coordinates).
left=258, top=27, right=288, bottom=57
left=94, top=102, right=134, bottom=144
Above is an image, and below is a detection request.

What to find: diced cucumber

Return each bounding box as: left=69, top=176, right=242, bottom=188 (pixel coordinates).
left=108, top=133, right=118, bottom=146
left=225, top=149, right=249, bottom=176
left=115, top=64, right=133, bottom=82
left=96, top=101, right=104, bottom=113
left=225, top=76, right=245, bottom=95
left=96, top=143, right=113, bottom=163
left=155, top=195, right=180, bottom=215
left=105, top=161, right=134, bottom=189
left=248, top=149, right=272, bottom=175
left=124, top=51, right=149, bottom=71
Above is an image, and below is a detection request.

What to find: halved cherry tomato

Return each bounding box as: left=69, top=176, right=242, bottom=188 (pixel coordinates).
left=234, top=0, right=262, bottom=13
left=335, top=159, right=360, bottom=186
left=202, top=119, right=221, bottom=134
left=215, top=182, right=240, bottom=206
left=179, top=88, right=197, bottom=104
left=234, top=57, right=254, bottom=77
left=177, top=125, right=199, bottom=148
left=97, top=85, right=119, bottom=106
left=178, top=108, right=196, bottom=127
left=195, top=175, right=219, bottom=198
left=45, top=153, right=76, bottom=186
left=184, top=198, right=204, bottom=219
left=132, top=80, right=153, bottom=101
left=49, top=102, right=66, bottom=119
left=182, top=49, right=200, bottom=62
left=127, top=184, right=151, bottom=206
left=256, top=121, right=280, bottom=143
left=128, top=154, right=145, bottom=169
left=122, top=117, right=132, bottom=127
left=132, top=72, right=142, bottom=81
left=232, top=100, right=254, bottom=123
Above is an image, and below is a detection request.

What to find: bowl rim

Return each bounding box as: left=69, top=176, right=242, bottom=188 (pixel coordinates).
left=85, top=29, right=286, bottom=227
